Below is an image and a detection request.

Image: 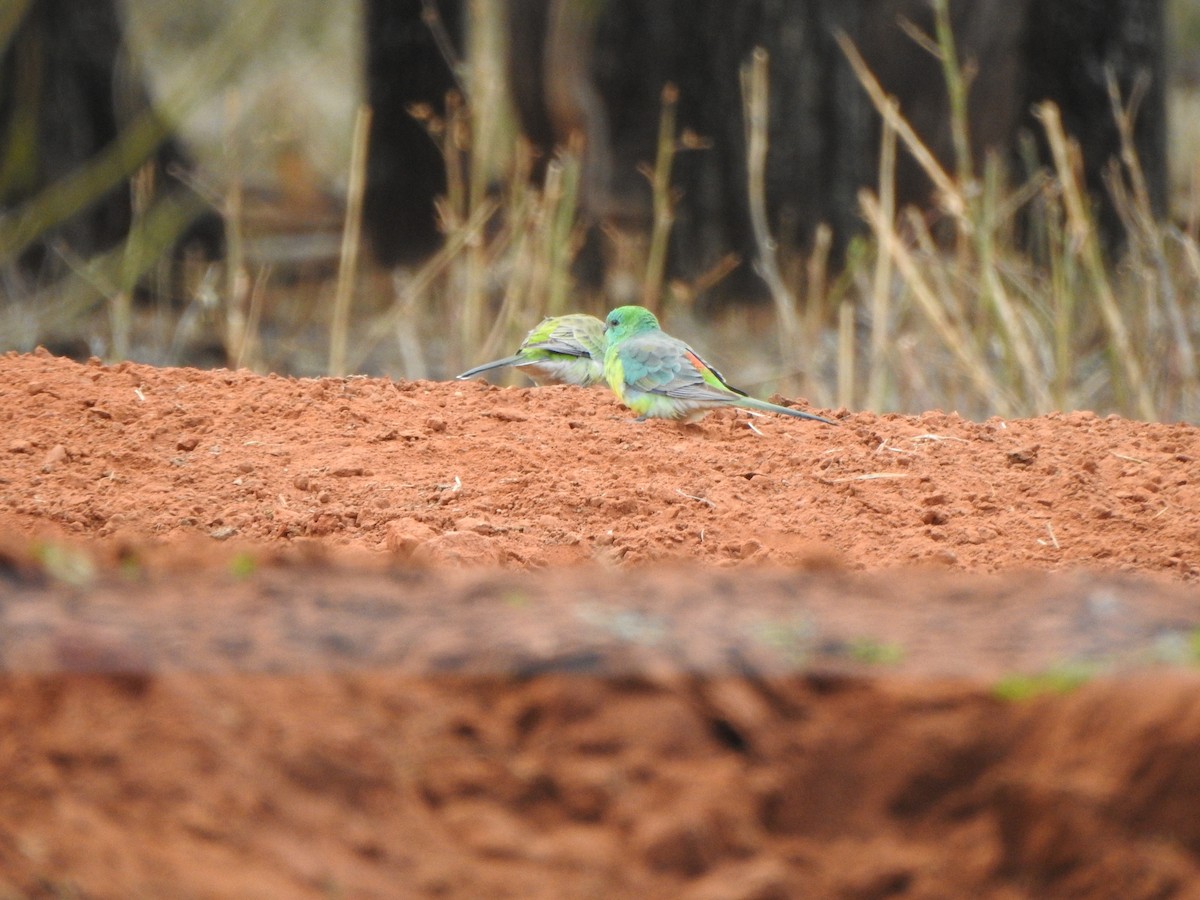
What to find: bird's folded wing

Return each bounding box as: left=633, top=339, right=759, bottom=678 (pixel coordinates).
left=619, top=338, right=738, bottom=401
left=537, top=336, right=593, bottom=358
left=565, top=318, right=607, bottom=359
left=679, top=347, right=750, bottom=399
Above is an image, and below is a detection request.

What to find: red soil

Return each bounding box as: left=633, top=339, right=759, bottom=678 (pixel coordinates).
left=1, top=349, right=1199, bottom=898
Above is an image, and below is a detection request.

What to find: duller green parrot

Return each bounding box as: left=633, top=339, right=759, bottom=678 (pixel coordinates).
left=456, top=314, right=606, bottom=386
left=602, top=305, right=837, bottom=425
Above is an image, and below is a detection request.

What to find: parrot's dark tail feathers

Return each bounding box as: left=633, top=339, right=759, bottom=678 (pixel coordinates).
left=739, top=396, right=839, bottom=425
left=455, top=356, right=522, bottom=380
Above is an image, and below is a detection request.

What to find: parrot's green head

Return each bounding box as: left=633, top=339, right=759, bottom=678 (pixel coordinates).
left=604, top=305, right=661, bottom=346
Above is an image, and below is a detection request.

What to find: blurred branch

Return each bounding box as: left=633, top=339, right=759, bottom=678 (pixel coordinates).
left=640, top=83, right=678, bottom=313
left=835, top=30, right=961, bottom=221
left=0, top=2, right=280, bottom=266
left=420, top=0, right=466, bottom=96
left=0, top=0, right=31, bottom=54
left=742, top=47, right=810, bottom=397
left=32, top=190, right=208, bottom=333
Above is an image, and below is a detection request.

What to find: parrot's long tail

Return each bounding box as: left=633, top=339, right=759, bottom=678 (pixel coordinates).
left=456, top=356, right=523, bottom=380
left=736, top=396, right=838, bottom=425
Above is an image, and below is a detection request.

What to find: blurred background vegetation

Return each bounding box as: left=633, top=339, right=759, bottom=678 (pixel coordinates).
left=1, top=0, right=1199, bottom=422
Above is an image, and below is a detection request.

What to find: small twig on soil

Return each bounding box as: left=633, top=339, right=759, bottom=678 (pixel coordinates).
left=909, top=434, right=969, bottom=443
left=827, top=473, right=914, bottom=483
left=1037, top=521, right=1061, bottom=550
left=745, top=420, right=765, bottom=437
left=875, top=439, right=915, bottom=456
left=675, top=489, right=716, bottom=508
left=1111, top=452, right=1149, bottom=465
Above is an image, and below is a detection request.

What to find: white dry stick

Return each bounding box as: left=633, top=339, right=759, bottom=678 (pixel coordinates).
left=1111, top=452, right=1149, bottom=465
left=675, top=489, right=716, bottom=508
left=1042, top=521, right=1060, bottom=550
left=909, top=434, right=969, bottom=443
left=828, top=473, right=914, bottom=483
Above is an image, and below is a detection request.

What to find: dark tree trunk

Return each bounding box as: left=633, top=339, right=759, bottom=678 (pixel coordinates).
left=857, top=0, right=1032, bottom=209
left=5, top=0, right=1168, bottom=296
left=506, top=0, right=1169, bottom=303
left=362, top=0, right=464, bottom=266
left=1, top=0, right=131, bottom=267
left=1024, top=0, right=1168, bottom=232
left=0, top=0, right=218, bottom=277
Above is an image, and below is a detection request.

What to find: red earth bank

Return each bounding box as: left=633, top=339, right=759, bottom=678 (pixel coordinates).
left=1, top=350, right=1199, bottom=898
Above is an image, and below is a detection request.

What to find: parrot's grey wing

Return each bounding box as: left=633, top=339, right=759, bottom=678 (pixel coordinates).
left=535, top=336, right=595, bottom=358
left=618, top=335, right=730, bottom=402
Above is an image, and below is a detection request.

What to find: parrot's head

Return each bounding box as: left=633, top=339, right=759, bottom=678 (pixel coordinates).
left=604, top=305, right=661, bottom=345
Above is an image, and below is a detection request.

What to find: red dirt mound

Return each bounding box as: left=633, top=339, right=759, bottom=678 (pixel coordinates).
left=1, top=350, right=1199, bottom=898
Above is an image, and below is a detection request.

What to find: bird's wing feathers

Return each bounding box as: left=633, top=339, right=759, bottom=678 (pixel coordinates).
left=534, top=335, right=592, bottom=358
left=618, top=335, right=741, bottom=402
left=525, top=316, right=604, bottom=360
left=681, top=349, right=748, bottom=399
left=562, top=315, right=607, bottom=360
left=616, top=335, right=685, bottom=391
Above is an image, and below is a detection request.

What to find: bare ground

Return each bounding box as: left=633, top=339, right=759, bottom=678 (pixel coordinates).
left=1, top=349, right=1200, bottom=899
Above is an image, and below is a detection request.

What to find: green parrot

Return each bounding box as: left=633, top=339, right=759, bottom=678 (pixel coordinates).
left=456, top=314, right=606, bottom=386
left=603, top=305, right=837, bottom=424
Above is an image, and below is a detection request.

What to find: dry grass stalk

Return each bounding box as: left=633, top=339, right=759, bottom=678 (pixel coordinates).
left=837, top=299, right=855, bottom=410
left=641, top=83, right=680, bottom=314
left=741, top=47, right=809, bottom=395
left=866, top=111, right=898, bottom=410
left=834, top=31, right=961, bottom=221
left=546, top=146, right=582, bottom=316
left=329, top=105, right=372, bottom=376
left=860, top=191, right=1014, bottom=415
left=349, top=197, right=499, bottom=375
left=236, top=264, right=272, bottom=370
left=1036, top=101, right=1155, bottom=420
